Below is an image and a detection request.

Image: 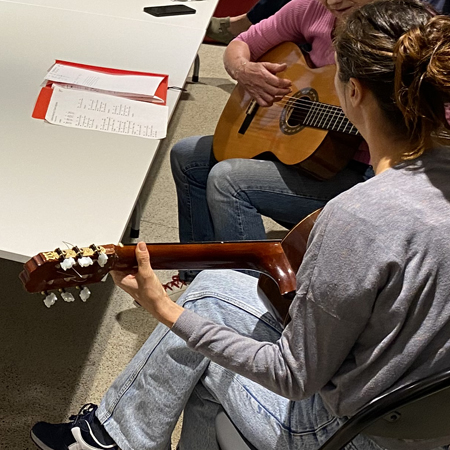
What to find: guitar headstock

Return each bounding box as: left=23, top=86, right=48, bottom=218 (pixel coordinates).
left=19, top=244, right=118, bottom=307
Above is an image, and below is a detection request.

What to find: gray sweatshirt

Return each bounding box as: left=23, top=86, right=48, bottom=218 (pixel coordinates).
left=172, top=147, right=450, bottom=443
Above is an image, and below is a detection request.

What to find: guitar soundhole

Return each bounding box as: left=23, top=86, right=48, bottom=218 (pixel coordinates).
left=280, top=88, right=318, bottom=135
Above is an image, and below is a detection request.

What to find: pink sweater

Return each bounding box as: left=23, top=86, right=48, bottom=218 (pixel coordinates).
left=235, top=0, right=370, bottom=165
left=235, top=0, right=336, bottom=68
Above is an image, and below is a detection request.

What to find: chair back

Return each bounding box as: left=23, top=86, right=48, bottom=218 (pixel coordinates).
left=318, top=368, right=450, bottom=450
left=216, top=369, right=450, bottom=450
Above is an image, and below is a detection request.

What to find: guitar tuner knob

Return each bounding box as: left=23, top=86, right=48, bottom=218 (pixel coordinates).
left=60, top=289, right=75, bottom=303
left=89, top=244, right=108, bottom=267
left=78, top=256, right=94, bottom=267
left=77, top=286, right=91, bottom=302
left=97, top=252, right=108, bottom=267
left=60, top=256, right=76, bottom=271
left=42, top=291, right=58, bottom=308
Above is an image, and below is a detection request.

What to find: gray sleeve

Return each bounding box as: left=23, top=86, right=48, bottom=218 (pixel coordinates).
left=172, top=203, right=387, bottom=399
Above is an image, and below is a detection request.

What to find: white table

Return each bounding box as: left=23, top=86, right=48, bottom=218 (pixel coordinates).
left=1, top=0, right=218, bottom=29
left=0, top=0, right=217, bottom=262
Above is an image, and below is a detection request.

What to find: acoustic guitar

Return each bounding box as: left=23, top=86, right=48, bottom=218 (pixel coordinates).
left=19, top=210, right=321, bottom=323
left=213, top=42, right=362, bottom=180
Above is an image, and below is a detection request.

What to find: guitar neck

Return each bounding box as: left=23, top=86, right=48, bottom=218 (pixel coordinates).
left=113, top=241, right=297, bottom=296
left=300, top=100, right=360, bottom=136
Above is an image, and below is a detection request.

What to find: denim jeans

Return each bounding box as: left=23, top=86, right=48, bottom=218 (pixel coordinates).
left=170, top=135, right=374, bottom=243
left=97, top=270, right=385, bottom=450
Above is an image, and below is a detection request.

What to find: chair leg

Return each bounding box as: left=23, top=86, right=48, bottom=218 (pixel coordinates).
left=192, top=54, right=200, bottom=82
left=130, top=199, right=142, bottom=238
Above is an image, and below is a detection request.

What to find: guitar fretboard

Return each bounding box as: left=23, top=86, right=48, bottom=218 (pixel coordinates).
left=290, top=98, right=360, bottom=136
left=291, top=98, right=450, bottom=140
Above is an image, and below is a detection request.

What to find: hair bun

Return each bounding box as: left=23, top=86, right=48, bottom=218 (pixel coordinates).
left=396, top=16, right=450, bottom=92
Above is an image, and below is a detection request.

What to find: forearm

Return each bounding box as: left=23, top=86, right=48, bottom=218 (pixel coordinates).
left=153, top=296, right=185, bottom=328
left=223, top=40, right=252, bottom=81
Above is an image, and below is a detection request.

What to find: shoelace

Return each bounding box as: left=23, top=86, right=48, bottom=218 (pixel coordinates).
left=162, top=274, right=187, bottom=292
left=69, top=403, right=97, bottom=423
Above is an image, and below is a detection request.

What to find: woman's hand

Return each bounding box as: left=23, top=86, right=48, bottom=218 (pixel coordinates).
left=224, top=40, right=292, bottom=107
left=111, top=242, right=184, bottom=327
left=235, top=61, right=292, bottom=107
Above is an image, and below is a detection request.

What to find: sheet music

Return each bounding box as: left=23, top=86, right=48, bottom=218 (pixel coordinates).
left=45, top=86, right=168, bottom=139
left=45, top=64, right=165, bottom=99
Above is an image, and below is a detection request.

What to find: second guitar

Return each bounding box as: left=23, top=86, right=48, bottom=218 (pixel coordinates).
left=213, top=42, right=362, bottom=180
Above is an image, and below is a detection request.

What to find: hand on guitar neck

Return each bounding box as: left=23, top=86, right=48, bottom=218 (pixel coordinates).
left=110, top=242, right=185, bottom=329
left=18, top=210, right=322, bottom=324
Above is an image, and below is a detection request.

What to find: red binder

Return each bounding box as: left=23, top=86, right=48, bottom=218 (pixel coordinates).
left=32, top=60, right=169, bottom=120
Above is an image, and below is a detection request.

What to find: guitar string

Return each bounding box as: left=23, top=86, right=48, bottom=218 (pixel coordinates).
left=254, top=97, right=350, bottom=120
left=245, top=97, right=359, bottom=134
left=294, top=104, right=358, bottom=134
left=250, top=97, right=450, bottom=138
left=246, top=100, right=450, bottom=139
left=252, top=96, right=450, bottom=135
left=243, top=97, right=450, bottom=138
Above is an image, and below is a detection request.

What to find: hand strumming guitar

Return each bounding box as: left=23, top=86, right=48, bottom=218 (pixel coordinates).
left=224, top=40, right=292, bottom=107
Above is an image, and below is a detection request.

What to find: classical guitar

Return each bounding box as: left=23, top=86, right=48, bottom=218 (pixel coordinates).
left=19, top=210, right=321, bottom=322
left=213, top=42, right=362, bottom=180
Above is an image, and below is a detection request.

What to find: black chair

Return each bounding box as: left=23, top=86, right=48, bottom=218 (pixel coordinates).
left=216, top=368, right=450, bottom=450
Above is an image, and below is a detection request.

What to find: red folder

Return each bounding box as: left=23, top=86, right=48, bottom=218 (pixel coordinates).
left=32, top=60, right=169, bottom=120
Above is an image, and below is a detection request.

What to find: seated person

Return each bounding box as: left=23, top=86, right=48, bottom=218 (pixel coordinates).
left=206, top=0, right=449, bottom=43
left=172, top=0, right=375, bottom=282
left=206, top=0, right=292, bottom=44
left=30, top=0, right=450, bottom=448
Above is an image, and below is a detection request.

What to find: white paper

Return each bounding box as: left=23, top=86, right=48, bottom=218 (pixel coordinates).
left=45, top=86, right=168, bottom=139
left=45, top=64, right=165, bottom=101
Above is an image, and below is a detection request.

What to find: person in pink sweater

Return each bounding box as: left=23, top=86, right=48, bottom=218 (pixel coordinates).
left=224, top=0, right=336, bottom=105
left=206, top=0, right=447, bottom=44
left=170, top=0, right=376, bottom=284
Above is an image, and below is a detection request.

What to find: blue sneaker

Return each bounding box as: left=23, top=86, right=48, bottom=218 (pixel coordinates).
left=31, top=403, right=118, bottom=450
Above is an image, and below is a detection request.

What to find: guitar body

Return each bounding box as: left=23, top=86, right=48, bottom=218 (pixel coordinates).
left=259, top=208, right=320, bottom=323
left=213, top=42, right=361, bottom=180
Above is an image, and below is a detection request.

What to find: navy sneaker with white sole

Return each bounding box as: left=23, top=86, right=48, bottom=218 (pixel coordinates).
left=31, top=403, right=118, bottom=450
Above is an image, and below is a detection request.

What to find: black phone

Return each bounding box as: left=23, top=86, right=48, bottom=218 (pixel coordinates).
left=143, top=5, right=196, bottom=16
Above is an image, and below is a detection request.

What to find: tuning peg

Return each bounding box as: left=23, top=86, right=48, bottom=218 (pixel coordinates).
left=55, top=247, right=76, bottom=271
left=60, top=257, right=76, bottom=271
left=97, top=252, right=108, bottom=267
left=42, top=291, right=57, bottom=308
left=78, top=256, right=94, bottom=267
left=90, top=244, right=108, bottom=267
left=77, top=286, right=91, bottom=302
left=60, top=290, right=75, bottom=303
left=69, top=246, right=93, bottom=268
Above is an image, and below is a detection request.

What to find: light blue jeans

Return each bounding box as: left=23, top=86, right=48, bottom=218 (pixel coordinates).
left=96, top=270, right=384, bottom=450
left=169, top=135, right=374, bottom=243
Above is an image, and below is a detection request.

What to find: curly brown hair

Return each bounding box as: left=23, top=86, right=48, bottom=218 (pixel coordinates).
left=334, top=0, right=450, bottom=159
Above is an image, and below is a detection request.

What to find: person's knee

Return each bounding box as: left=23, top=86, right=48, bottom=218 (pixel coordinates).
left=170, top=135, right=215, bottom=178
left=170, top=136, right=198, bottom=173
left=207, top=160, right=238, bottom=199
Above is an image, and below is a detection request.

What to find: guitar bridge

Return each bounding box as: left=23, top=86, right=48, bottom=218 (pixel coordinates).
left=238, top=100, right=259, bottom=135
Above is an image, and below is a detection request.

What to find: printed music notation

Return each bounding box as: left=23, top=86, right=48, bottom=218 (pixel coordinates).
left=45, top=87, right=168, bottom=139
left=32, top=60, right=169, bottom=138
